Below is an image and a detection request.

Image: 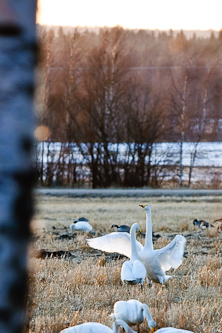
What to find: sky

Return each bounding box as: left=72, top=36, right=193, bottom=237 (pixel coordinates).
left=37, top=0, right=222, bottom=31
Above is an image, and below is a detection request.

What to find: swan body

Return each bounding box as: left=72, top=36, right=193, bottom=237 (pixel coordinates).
left=60, top=319, right=137, bottom=333
left=87, top=204, right=186, bottom=285
left=121, top=223, right=146, bottom=288
left=110, top=299, right=156, bottom=332
left=155, top=328, right=194, bottom=333
left=70, top=220, right=92, bottom=232
left=111, top=224, right=131, bottom=233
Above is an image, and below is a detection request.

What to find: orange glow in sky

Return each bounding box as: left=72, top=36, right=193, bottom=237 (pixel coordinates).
left=37, top=0, right=222, bottom=31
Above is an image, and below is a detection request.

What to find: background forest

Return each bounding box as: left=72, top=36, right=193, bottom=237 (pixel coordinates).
left=35, top=26, right=222, bottom=188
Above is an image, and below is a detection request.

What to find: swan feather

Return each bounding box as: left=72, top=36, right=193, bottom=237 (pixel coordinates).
left=87, top=232, right=143, bottom=258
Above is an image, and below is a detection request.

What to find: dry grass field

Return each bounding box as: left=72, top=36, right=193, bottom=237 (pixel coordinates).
left=26, top=194, right=222, bottom=333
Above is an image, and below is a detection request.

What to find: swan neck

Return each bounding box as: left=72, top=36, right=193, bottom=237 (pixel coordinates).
left=130, top=225, right=139, bottom=261
left=114, top=319, right=131, bottom=333
left=144, top=210, right=153, bottom=250
left=141, top=304, right=153, bottom=321
left=70, top=224, right=74, bottom=232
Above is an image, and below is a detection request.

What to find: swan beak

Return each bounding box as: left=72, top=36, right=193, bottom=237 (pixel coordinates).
left=151, top=328, right=155, bottom=332
left=139, top=204, right=146, bottom=208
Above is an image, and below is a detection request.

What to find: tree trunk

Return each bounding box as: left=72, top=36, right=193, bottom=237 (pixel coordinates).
left=0, top=1, right=37, bottom=332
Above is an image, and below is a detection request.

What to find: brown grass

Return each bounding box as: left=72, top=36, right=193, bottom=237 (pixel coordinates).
left=26, top=195, right=222, bottom=333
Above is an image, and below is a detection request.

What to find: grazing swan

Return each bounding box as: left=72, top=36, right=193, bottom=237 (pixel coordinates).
left=87, top=204, right=186, bottom=284
left=59, top=319, right=137, bottom=333
left=121, top=223, right=146, bottom=289
left=110, top=299, right=156, bottom=333
left=70, top=220, right=92, bottom=232
left=155, top=328, right=194, bottom=332
left=111, top=224, right=131, bottom=233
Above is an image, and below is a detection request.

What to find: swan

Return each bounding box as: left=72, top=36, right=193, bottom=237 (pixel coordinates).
left=110, top=299, right=156, bottom=333
left=87, top=204, right=186, bottom=284
left=70, top=220, right=92, bottom=232
left=59, top=319, right=137, bottom=333
left=138, top=204, right=186, bottom=284
left=121, top=223, right=146, bottom=289
left=111, top=224, right=131, bottom=233
left=155, top=328, right=194, bottom=332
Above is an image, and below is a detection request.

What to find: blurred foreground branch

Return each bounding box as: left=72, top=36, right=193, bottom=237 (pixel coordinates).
left=0, top=1, right=37, bottom=332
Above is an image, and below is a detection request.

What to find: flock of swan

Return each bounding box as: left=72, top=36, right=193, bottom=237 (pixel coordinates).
left=60, top=203, right=195, bottom=333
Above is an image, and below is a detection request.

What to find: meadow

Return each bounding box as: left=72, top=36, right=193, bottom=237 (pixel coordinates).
left=26, top=194, right=222, bottom=333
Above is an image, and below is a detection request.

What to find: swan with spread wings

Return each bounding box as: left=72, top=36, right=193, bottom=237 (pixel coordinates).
left=87, top=204, right=186, bottom=285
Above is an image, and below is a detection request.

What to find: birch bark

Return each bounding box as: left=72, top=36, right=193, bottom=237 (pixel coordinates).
left=0, top=1, right=37, bottom=332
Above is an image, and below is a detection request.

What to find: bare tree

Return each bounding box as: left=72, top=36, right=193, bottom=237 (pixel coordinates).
left=0, top=1, right=37, bottom=332
left=69, top=27, right=131, bottom=188
left=122, top=74, right=168, bottom=187
left=169, top=57, right=200, bottom=187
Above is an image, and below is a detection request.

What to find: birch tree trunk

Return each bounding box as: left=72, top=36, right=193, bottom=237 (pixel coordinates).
left=0, top=1, right=37, bottom=332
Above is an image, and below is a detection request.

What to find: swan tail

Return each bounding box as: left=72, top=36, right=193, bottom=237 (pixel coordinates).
left=109, top=313, right=116, bottom=320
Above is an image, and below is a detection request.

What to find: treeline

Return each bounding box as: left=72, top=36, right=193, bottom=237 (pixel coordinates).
left=35, top=26, right=222, bottom=188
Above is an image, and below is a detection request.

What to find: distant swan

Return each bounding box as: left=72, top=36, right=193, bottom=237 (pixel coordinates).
left=193, top=219, right=212, bottom=229
left=70, top=220, right=92, bottom=232
left=59, top=319, right=137, bottom=333
left=121, top=223, right=146, bottom=289
left=111, top=224, right=131, bottom=233
left=87, top=204, right=186, bottom=284
left=110, top=299, right=156, bottom=332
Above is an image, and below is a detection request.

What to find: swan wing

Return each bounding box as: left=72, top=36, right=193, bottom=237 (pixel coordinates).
left=121, top=260, right=146, bottom=283
left=121, top=261, right=135, bottom=281
left=132, top=260, right=147, bottom=280
left=155, top=235, right=186, bottom=272
left=87, top=232, right=143, bottom=258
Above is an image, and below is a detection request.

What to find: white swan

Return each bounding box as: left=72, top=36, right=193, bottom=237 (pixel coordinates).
left=70, top=220, right=92, bottom=232
left=59, top=319, right=137, bottom=333
left=155, top=328, right=194, bottom=333
left=121, top=223, right=146, bottom=289
left=110, top=299, right=156, bottom=332
left=137, top=204, right=186, bottom=284
left=87, top=204, right=186, bottom=284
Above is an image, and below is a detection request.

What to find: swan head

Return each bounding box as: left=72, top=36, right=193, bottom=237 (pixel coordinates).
left=130, top=223, right=141, bottom=233
left=69, top=223, right=76, bottom=232
left=139, top=204, right=151, bottom=212
left=147, top=319, right=156, bottom=331
left=141, top=304, right=156, bottom=331
left=193, top=219, right=197, bottom=224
